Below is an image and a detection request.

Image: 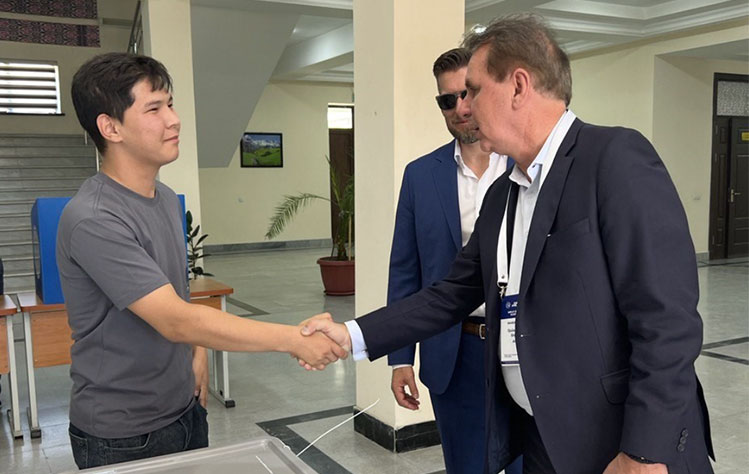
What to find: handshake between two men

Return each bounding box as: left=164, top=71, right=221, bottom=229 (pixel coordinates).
left=294, top=313, right=351, bottom=370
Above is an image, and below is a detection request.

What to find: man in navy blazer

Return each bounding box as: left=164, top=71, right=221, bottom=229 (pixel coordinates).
left=300, top=14, right=714, bottom=474
left=387, top=48, right=520, bottom=474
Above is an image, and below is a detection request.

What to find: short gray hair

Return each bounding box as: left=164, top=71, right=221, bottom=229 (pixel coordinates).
left=462, top=14, right=572, bottom=106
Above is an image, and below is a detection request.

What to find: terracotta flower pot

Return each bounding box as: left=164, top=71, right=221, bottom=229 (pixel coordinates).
left=317, top=257, right=355, bottom=296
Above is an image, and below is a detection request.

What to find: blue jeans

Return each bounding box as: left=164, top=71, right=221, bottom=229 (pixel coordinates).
left=68, top=400, right=208, bottom=469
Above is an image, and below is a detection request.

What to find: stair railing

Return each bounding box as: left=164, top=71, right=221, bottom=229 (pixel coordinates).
left=127, top=1, right=143, bottom=55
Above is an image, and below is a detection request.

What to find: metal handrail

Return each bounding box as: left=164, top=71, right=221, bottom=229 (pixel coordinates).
left=127, top=1, right=143, bottom=54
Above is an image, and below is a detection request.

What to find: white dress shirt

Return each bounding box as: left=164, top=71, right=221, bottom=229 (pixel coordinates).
left=346, top=113, right=575, bottom=366
left=390, top=142, right=506, bottom=369
left=454, top=141, right=508, bottom=319
left=499, top=110, right=577, bottom=415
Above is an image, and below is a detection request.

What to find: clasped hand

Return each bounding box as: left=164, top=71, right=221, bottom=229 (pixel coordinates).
left=295, top=313, right=352, bottom=370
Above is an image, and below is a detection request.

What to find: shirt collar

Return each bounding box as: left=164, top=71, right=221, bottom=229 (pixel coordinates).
left=453, top=140, right=502, bottom=179
left=509, top=109, right=576, bottom=188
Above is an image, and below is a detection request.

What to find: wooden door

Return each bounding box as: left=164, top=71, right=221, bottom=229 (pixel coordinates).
left=329, top=127, right=354, bottom=252
left=726, top=117, right=749, bottom=257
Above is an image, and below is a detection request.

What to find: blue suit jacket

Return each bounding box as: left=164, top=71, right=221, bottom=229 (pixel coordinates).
left=386, top=142, right=513, bottom=394
left=358, top=120, right=713, bottom=473
left=386, top=141, right=464, bottom=394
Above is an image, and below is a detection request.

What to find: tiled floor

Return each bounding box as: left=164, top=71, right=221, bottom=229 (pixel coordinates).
left=0, top=249, right=746, bottom=473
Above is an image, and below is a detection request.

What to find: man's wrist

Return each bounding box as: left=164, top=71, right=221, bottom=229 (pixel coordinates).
left=623, top=451, right=657, bottom=464
left=391, top=364, right=413, bottom=370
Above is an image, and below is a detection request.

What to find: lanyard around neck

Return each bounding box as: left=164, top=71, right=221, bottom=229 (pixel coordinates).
left=497, top=182, right=519, bottom=298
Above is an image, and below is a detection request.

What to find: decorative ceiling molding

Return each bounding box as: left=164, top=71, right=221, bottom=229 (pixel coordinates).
left=645, top=3, right=749, bottom=36
left=539, top=0, right=647, bottom=20
left=254, top=0, right=748, bottom=83
left=255, top=0, right=352, bottom=9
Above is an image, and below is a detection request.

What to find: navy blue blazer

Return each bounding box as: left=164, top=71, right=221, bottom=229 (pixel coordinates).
left=386, top=141, right=465, bottom=394
left=357, top=120, right=714, bottom=474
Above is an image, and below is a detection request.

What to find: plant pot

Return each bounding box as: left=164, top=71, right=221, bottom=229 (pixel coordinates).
left=317, top=257, right=355, bottom=296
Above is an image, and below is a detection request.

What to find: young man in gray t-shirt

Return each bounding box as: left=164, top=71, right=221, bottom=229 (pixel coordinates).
left=58, top=53, right=346, bottom=469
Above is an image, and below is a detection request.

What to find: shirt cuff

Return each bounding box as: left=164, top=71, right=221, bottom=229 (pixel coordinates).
left=344, top=320, right=369, bottom=361
left=391, top=364, right=413, bottom=370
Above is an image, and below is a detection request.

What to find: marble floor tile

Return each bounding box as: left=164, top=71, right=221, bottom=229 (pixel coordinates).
left=0, top=249, right=745, bottom=473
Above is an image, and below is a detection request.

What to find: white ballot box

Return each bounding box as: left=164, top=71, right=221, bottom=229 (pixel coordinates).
left=69, top=437, right=316, bottom=474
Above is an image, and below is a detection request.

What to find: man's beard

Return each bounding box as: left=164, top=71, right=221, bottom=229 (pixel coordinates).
left=448, top=123, right=479, bottom=144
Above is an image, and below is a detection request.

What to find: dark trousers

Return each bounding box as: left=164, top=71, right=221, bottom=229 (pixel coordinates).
left=430, top=331, right=522, bottom=474
left=69, top=400, right=208, bottom=469
left=518, top=410, right=556, bottom=474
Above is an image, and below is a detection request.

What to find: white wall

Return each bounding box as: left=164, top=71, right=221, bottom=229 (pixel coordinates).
left=569, top=19, right=749, bottom=253
left=0, top=0, right=136, bottom=134
left=652, top=56, right=748, bottom=254
left=199, top=81, right=354, bottom=245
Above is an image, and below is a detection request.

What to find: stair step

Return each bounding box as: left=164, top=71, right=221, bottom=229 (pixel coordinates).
left=0, top=167, right=95, bottom=178
left=0, top=156, right=95, bottom=168
left=0, top=214, right=30, bottom=226
left=0, top=135, right=90, bottom=147
left=2, top=272, right=36, bottom=293
left=0, top=227, right=32, bottom=242
left=0, top=241, right=33, bottom=256
left=0, top=163, right=94, bottom=169
left=3, top=284, right=35, bottom=294
left=0, top=255, right=35, bottom=273
left=0, top=187, right=79, bottom=202
left=0, top=177, right=87, bottom=189
left=0, top=145, right=96, bottom=157
left=0, top=201, right=35, bottom=214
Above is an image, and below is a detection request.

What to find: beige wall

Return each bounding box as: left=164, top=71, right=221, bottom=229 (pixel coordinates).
left=0, top=0, right=136, bottom=134
left=653, top=56, right=748, bottom=254
left=199, top=81, right=354, bottom=245
left=570, top=20, right=749, bottom=253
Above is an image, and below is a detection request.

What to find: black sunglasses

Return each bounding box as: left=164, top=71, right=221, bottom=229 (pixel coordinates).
left=435, top=90, right=468, bottom=110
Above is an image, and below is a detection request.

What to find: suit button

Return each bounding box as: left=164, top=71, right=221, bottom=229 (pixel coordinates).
left=677, top=444, right=685, bottom=452
left=681, top=428, right=689, bottom=437
left=679, top=436, right=688, bottom=444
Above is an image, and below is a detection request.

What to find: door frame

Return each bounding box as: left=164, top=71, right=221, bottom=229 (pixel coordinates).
left=708, top=72, right=749, bottom=260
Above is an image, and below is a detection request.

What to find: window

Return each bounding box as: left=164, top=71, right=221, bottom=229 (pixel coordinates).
left=327, top=105, right=353, bottom=129
left=0, top=60, right=62, bottom=115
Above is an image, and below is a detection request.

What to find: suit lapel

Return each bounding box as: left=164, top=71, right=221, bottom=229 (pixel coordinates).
left=519, top=119, right=582, bottom=297
left=432, top=146, right=462, bottom=251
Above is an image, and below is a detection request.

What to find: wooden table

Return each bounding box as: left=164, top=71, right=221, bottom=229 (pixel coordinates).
left=0, top=295, right=22, bottom=439
left=189, top=278, right=236, bottom=408
left=17, top=291, right=69, bottom=438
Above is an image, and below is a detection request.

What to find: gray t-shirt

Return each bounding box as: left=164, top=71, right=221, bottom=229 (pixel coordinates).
left=56, top=172, right=193, bottom=438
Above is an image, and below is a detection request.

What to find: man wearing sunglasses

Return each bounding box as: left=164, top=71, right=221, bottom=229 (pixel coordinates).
left=386, top=48, right=521, bottom=474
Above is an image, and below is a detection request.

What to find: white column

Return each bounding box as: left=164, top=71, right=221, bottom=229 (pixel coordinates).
left=354, top=0, right=465, bottom=433
left=141, top=0, right=202, bottom=226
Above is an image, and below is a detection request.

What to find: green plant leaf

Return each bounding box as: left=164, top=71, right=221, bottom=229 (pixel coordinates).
left=265, top=193, right=329, bottom=239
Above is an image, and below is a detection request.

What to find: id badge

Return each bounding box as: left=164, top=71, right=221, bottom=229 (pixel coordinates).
left=500, top=294, right=519, bottom=366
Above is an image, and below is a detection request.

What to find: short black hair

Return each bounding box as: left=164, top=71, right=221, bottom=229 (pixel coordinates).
left=432, top=48, right=471, bottom=79
left=71, top=53, right=173, bottom=153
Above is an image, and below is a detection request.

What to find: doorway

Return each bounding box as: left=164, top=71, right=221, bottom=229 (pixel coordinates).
left=327, top=105, right=354, bottom=251
left=709, top=74, right=749, bottom=260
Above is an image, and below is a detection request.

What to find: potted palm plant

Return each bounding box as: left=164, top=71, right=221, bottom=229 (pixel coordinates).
left=265, top=158, right=354, bottom=295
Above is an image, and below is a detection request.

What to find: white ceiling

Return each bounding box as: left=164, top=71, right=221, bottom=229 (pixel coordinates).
left=200, top=0, right=749, bottom=83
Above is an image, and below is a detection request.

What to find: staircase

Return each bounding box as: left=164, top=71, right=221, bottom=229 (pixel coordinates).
left=0, top=134, right=97, bottom=293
